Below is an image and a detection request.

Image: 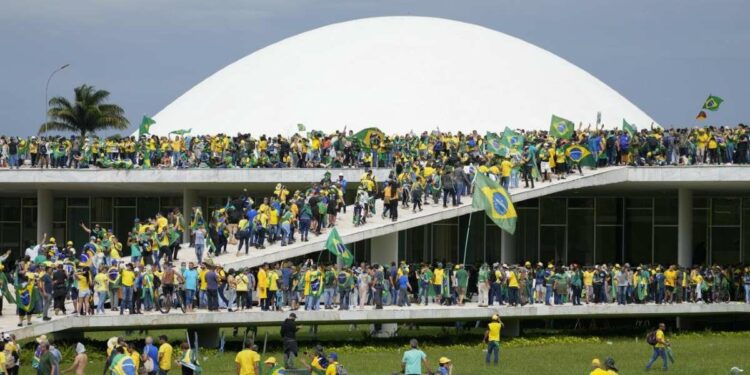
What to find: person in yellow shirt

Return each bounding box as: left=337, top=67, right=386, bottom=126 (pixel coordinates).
left=257, top=264, right=269, bottom=311
left=645, top=323, right=670, bottom=371
left=235, top=340, right=260, bottom=375
left=432, top=264, right=444, bottom=305
left=120, top=264, right=135, bottom=315
left=268, top=266, right=280, bottom=310
left=500, top=157, right=513, bottom=191
left=589, top=358, right=609, bottom=375
left=583, top=268, right=595, bottom=304
left=0, top=342, right=6, bottom=375
left=507, top=266, right=520, bottom=306
left=324, top=353, right=341, bottom=375
left=94, top=267, right=110, bottom=314
left=158, top=335, right=173, bottom=373
left=75, top=267, right=92, bottom=316
left=127, top=343, right=141, bottom=372
left=664, top=265, right=677, bottom=303
left=483, top=314, right=502, bottom=365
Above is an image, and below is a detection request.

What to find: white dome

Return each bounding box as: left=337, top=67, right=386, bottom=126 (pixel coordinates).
left=149, top=16, right=657, bottom=136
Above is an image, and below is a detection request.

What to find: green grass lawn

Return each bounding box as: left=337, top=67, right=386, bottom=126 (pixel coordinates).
left=17, top=327, right=750, bottom=374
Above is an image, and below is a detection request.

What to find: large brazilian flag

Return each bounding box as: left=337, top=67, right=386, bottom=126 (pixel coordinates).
left=702, top=95, right=723, bottom=111
left=325, top=227, right=354, bottom=266
left=352, top=127, right=385, bottom=149
left=485, top=132, right=509, bottom=157
left=565, top=144, right=596, bottom=167
left=550, top=115, right=575, bottom=139
left=472, top=173, right=517, bottom=234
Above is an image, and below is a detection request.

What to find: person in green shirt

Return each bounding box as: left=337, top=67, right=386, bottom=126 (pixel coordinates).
left=323, top=266, right=336, bottom=309
left=337, top=269, right=353, bottom=310
left=37, top=343, right=57, bottom=375
left=455, top=265, right=469, bottom=306
left=477, top=264, right=490, bottom=307
left=419, top=265, right=433, bottom=306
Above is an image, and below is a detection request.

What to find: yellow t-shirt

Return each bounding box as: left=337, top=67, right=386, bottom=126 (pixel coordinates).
left=268, top=271, right=279, bottom=291
left=0, top=351, right=6, bottom=372
left=121, top=270, right=135, bottom=287
left=130, top=351, right=140, bottom=370
left=655, top=329, right=666, bottom=348
left=583, top=270, right=594, bottom=287
left=158, top=343, right=173, bottom=370
left=257, top=269, right=268, bottom=298
left=488, top=322, right=501, bottom=341
left=325, top=362, right=339, bottom=375
left=589, top=369, right=609, bottom=375
left=508, top=271, right=519, bottom=288
left=76, top=274, right=90, bottom=291
left=664, top=270, right=676, bottom=287
left=199, top=269, right=208, bottom=291
left=94, top=273, right=109, bottom=292
left=433, top=269, right=444, bottom=285
left=236, top=274, right=249, bottom=292
left=234, top=349, right=260, bottom=375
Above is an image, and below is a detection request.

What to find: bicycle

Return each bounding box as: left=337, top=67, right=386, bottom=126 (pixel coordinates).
left=157, top=285, right=186, bottom=313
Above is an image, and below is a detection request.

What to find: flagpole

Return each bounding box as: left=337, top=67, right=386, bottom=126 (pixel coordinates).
left=461, top=210, right=473, bottom=265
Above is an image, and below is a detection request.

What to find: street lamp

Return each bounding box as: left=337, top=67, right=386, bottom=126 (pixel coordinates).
left=43, top=64, right=70, bottom=134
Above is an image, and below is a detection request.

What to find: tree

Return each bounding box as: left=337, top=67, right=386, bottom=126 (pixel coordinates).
left=39, top=84, right=129, bottom=138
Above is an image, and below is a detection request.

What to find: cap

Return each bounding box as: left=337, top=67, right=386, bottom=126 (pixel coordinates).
left=439, top=357, right=451, bottom=364
left=289, top=313, right=297, bottom=319
left=329, top=352, right=338, bottom=361
left=491, top=314, right=500, bottom=321
left=264, top=357, right=277, bottom=365
left=67, top=241, right=73, bottom=246
left=591, top=358, right=601, bottom=367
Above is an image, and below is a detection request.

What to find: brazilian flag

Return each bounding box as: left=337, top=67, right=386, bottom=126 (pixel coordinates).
left=15, top=281, right=37, bottom=312
left=485, top=133, right=509, bottom=157
left=325, top=227, right=354, bottom=266
left=111, top=354, right=137, bottom=375
left=501, top=127, right=525, bottom=150
left=139, top=116, right=156, bottom=137
left=472, top=173, right=517, bottom=234
left=352, top=127, right=384, bottom=149
left=622, top=119, right=637, bottom=136
left=702, top=95, right=723, bottom=111
left=80, top=248, right=96, bottom=267
left=565, top=144, right=596, bottom=167
left=169, top=128, right=192, bottom=136
left=550, top=115, right=575, bottom=139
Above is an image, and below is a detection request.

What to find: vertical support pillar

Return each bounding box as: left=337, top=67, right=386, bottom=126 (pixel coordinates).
left=678, top=189, right=693, bottom=267
left=187, top=327, right=220, bottom=348
left=501, top=231, right=516, bottom=265
left=183, top=189, right=198, bottom=243
left=369, top=232, right=398, bottom=337
left=37, top=189, right=53, bottom=241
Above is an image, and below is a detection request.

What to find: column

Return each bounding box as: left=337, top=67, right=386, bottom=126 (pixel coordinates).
left=183, top=189, right=198, bottom=243
left=369, top=232, right=398, bottom=337
left=370, top=231, right=398, bottom=266
left=187, top=327, right=220, bottom=348
left=37, top=189, right=53, bottom=240
left=500, top=231, right=516, bottom=265
left=677, top=189, right=693, bottom=267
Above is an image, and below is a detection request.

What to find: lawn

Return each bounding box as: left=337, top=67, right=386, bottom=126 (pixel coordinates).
left=16, top=326, right=750, bottom=374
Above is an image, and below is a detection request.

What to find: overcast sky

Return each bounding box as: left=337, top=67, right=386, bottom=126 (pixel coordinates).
left=1, top=0, right=747, bottom=136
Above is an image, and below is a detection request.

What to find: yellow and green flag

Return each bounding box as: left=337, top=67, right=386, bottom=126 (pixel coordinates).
left=169, top=128, right=192, bottom=136
left=702, top=95, right=723, bottom=111
left=472, top=173, right=517, bottom=234
left=550, top=115, right=575, bottom=139
left=485, top=132, right=509, bottom=157
left=0, top=272, right=14, bottom=304
left=501, top=127, right=525, bottom=150
left=622, top=119, right=637, bottom=136
left=15, top=281, right=37, bottom=312
left=352, top=127, right=384, bottom=149
left=139, top=116, right=156, bottom=137
left=325, top=227, right=354, bottom=266
left=565, top=144, right=596, bottom=167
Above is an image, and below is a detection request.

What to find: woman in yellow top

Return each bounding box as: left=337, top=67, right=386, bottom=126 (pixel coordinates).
left=268, top=268, right=280, bottom=310
left=94, top=267, right=110, bottom=314
left=257, top=265, right=268, bottom=310
left=76, top=268, right=92, bottom=316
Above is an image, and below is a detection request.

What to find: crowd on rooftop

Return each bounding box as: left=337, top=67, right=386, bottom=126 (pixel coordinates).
left=1, top=123, right=750, bottom=170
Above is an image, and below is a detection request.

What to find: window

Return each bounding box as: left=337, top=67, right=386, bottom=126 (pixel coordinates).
left=625, top=209, right=652, bottom=264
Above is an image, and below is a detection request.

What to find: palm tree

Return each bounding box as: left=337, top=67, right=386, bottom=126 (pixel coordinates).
left=39, top=84, right=129, bottom=138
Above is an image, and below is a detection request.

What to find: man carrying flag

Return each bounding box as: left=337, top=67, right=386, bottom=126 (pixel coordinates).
left=139, top=116, right=156, bottom=137
left=15, top=270, right=39, bottom=327
left=472, top=172, right=517, bottom=235
left=622, top=119, right=637, bottom=137
left=325, top=228, right=354, bottom=266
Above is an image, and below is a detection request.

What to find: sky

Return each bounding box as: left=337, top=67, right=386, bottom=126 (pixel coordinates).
left=0, top=0, right=748, bottom=136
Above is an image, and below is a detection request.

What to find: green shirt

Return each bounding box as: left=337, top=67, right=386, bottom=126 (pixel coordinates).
left=38, top=352, right=55, bottom=375
left=456, top=269, right=469, bottom=288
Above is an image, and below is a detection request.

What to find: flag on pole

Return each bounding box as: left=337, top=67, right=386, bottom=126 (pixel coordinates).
left=485, top=133, right=509, bottom=157
left=169, top=128, right=192, bottom=136
left=702, top=95, right=723, bottom=111
left=501, top=127, right=525, bottom=150
left=139, top=116, right=156, bottom=137
left=549, top=115, right=575, bottom=139
left=325, top=227, right=354, bottom=266
left=622, top=119, right=637, bottom=136
left=472, top=173, right=517, bottom=234
left=565, top=144, right=596, bottom=167
left=352, top=127, right=384, bottom=149
left=696, top=111, right=707, bottom=121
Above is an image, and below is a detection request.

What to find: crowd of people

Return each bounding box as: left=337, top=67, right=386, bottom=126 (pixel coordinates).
left=1, top=124, right=749, bottom=170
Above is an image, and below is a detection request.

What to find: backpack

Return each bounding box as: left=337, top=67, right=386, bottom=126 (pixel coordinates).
left=336, top=363, right=349, bottom=375
left=646, top=330, right=657, bottom=346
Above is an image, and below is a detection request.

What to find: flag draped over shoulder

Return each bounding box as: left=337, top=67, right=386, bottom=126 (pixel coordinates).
left=0, top=272, right=15, bottom=304
left=702, top=95, right=723, bottom=111
left=472, top=173, right=517, bottom=234
left=325, top=227, right=354, bottom=266
left=549, top=115, right=575, bottom=139
left=15, top=281, right=37, bottom=312
left=352, top=127, right=384, bottom=149
left=565, top=144, right=596, bottom=167
left=139, top=116, right=156, bottom=137
left=485, top=133, right=509, bottom=157
left=622, top=119, right=637, bottom=136
left=80, top=248, right=95, bottom=267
